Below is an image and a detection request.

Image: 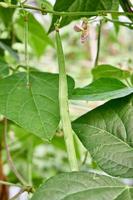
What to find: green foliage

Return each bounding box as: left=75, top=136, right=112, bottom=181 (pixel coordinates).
left=0, top=41, right=19, bottom=61
left=0, top=72, right=74, bottom=140
left=49, top=0, right=119, bottom=32
left=0, top=57, right=9, bottom=78
left=92, top=64, right=131, bottom=80
left=71, top=78, right=133, bottom=101
left=73, top=94, right=133, bottom=177
left=119, top=0, right=133, bottom=22
left=31, top=172, right=133, bottom=200
left=14, top=11, right=53, bottom=57
left=0, top=7, right=14, bottom=26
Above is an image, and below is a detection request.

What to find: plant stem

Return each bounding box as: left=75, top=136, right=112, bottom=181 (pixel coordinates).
left=4, top=118, right=28, bottom=186
left=94, top=20, right=102, bottom=67
left=55, top=29, right=78, bottom=171
left=0, top=180, right=22, bottom=187
left=24, top=12, right=29, bottom=85
left=27, top=139, right=33, bottom=185
left=0, top=3, right=133, bottom=18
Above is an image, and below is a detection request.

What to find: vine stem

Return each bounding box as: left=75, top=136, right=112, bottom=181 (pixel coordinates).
left=55, top=29, right=79, bottom=171
left=4, top=118, right=28, bottom=186
left=94, top=20, right=102, bottom=67
left=0, top=3, right=133, bottom=17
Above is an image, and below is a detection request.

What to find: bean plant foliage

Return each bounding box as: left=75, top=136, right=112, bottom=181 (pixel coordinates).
left=0, top=0, right=133, bottom=199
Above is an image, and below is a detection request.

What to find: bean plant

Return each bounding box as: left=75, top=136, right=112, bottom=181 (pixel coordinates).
left=0, top=0, right=133, bottom=200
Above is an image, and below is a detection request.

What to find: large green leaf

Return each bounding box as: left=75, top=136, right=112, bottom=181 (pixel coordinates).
left=49, top=0, right=119, bottom=32
left=14, top=12, right=53, bottom=57
left=71, top=78, right=133, bottom=101
left=92, top=65, right=131, bottom=81
left=73, top=94, right=133, bottom=178
left=0, top=72, right=74, bottom=140
left=31, top=172, right=133, bottom=200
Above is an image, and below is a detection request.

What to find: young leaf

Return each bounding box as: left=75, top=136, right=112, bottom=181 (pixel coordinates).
left=0, top=72, right=74, bottom=140
left=92, top=64, right=131, bottom=80
left=14, top=12, right=53, bottom=57
left=31, top=172, right=133, bottom=200
left=49, top=0, right=119, bottom=32
left=73, top=94, right=133, bottom=178
left=71, top=78, right=133, bottom=101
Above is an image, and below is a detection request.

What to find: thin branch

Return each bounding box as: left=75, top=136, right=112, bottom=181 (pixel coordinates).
left=4, top=118, right=28, bottom=186
left=0, top=3, right=133, bottom=18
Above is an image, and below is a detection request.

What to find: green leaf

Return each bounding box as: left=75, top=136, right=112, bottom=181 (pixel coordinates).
left=14, top=12, right=53, bottom=57
left=0, top=7, right=14, bottom=26
left=73, top=94, right=133, bottom=178
left=92, top=65, right=131, bottom=80
left=49, top=0, right=119, bottom=32
left=31, top=172, right=133, bottom=200
left=71, top=78, right=133, bottom=101
left=0, top=72, right=74, bottom=140
left=0, top=41, right=19, bottom=61
left=0, top=57, right=9, bottom=78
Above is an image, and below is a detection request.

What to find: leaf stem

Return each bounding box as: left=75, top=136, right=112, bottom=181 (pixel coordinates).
left=4, top=118, right=28, bottom=186
left=0, top=3, right=133, bottom=18
left=55, top=29, right=79, bottom=171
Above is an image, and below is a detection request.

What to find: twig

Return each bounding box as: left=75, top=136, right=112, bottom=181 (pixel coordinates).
left=4, top=118, right=28, bottom=186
